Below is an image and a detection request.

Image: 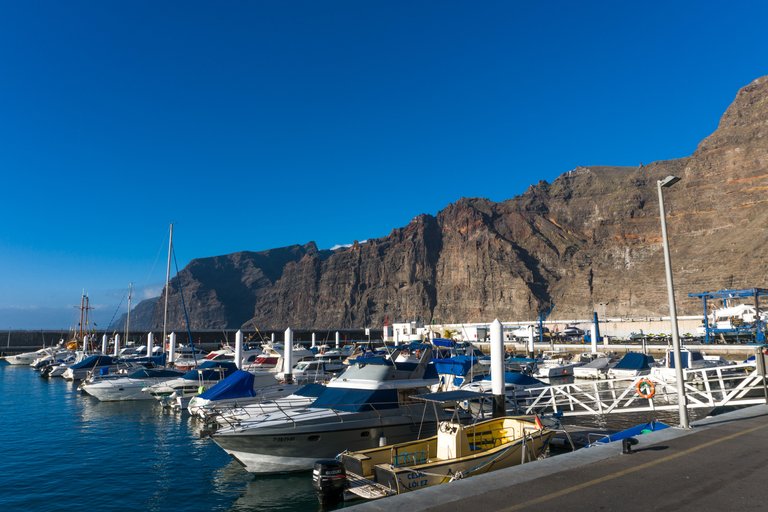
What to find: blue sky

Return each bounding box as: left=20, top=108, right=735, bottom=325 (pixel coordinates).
left=0, top=1, right=766, bottom=329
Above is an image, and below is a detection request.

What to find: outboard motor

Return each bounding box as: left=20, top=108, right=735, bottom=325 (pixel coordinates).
left=312, top=459, right=347, bottom=506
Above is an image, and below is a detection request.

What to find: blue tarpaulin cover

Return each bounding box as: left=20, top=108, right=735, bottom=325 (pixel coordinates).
left=198, top=370, right=257, bottom=400
left=294, top=383, right=326, bottom=397
left=613, top=352, right=653, bottom=371
left=594, top=420, right=670, bottom=444
left=432, top=356, right=478, bottom=376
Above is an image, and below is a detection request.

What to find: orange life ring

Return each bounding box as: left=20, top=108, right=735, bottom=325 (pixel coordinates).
left=636, top=378, right=656, bottom=399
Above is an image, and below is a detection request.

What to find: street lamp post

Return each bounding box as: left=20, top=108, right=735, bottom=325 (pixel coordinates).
left=657, top=175, right=690, bottom=429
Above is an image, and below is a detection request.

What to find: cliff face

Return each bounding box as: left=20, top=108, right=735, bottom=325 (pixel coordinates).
left=139, top=243, right=325, bottom=330
left=134, top=76, right=768, bottom=330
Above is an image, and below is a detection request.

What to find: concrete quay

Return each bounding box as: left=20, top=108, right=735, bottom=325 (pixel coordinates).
left=346, top=404, right=768, bottom=512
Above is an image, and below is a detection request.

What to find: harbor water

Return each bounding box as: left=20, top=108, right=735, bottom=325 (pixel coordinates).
left=0, top=363, right=708, bottom=511
left=0, top=364, right=321, bottom=511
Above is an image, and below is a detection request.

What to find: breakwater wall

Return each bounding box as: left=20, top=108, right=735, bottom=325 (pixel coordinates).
left=0, top=329, right=376, bottom=355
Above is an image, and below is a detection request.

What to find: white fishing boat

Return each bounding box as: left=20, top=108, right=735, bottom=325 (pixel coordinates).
left=340, top=391, right=553, bottom=499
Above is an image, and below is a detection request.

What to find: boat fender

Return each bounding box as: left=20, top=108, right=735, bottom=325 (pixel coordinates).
left=635, top=378, right=655, bottom=399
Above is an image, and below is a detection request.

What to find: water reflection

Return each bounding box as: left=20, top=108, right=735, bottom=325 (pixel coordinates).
left=212, top=463, right=320, bottom=512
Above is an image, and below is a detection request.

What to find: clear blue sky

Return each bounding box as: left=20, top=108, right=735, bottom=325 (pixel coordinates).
left=1, top=1, right=766, bottom=329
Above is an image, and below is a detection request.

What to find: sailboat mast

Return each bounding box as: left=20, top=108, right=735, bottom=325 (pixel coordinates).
left=162, top=223, right=173, bottom=348
left=79, top=292, right=85, bottom=343
left=125, top=283, right=133, bottom=346
left=84, top=294, right=91, bottom=352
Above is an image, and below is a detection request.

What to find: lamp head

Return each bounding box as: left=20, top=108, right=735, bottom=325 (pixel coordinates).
left=659, top=175, right=681, bottom=188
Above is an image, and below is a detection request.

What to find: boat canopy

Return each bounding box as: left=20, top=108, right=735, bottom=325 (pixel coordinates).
left=431, top=338, right=455, bottom=348
left=612, top=352, right=654, bottom=371
left=198, top=370, right=258, bottom=400
left=311, top=388, right=400, bottom=412
left=181, top=361, right=239, bottom=380
left=70, top=355, right=117, bottom=369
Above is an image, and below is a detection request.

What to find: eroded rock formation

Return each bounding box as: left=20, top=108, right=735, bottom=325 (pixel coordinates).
left=131, top=76, right=768, bottom=330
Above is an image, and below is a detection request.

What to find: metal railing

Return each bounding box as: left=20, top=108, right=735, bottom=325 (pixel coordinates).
left=513, top=360, right=768, bottom=417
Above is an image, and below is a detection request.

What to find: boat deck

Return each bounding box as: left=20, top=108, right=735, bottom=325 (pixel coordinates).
left=344, top=473, right=396, bottom=501
left=345, top=404, right=768, bottom=511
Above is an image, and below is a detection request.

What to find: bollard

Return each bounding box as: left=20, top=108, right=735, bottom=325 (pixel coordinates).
left=622, top=437, right=639, bottom=454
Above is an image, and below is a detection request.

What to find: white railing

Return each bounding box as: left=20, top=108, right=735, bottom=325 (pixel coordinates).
left=513, top=362, right=768, bottom=417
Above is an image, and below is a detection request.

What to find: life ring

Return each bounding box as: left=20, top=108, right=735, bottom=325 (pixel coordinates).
left=636, top=378, right=656, bottom=399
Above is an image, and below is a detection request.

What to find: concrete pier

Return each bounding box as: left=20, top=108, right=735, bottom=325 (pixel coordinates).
left=346, top=405, right=768, bottom=511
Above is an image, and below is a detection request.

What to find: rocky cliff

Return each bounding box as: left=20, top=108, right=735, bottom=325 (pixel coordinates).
left=132, top=76, right=768, bottom=330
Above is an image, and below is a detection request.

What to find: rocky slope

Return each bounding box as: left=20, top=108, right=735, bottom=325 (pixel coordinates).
left=132, top=76, right=768, bottom=330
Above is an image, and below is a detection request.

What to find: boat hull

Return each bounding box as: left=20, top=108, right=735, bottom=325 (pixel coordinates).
left=373, top=432, right=552, bottom=493
left=213, top=412, right=438, bottom=474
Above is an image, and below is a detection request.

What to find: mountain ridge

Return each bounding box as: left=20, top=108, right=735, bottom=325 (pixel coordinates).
left=126, top=76, right=768, bottom=330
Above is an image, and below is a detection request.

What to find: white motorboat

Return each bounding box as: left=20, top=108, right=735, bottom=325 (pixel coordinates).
left=62, top=355, right=121, bottom=381
left=459, top=372, right=548, bottom=414
left=211, top=347, right=444, bottom=474
left=532, top=351, right=581, bottom=379
left=573, top=357, right=612, bottom=379
left=81, top=367, right=185, bottom=401
left=201, top=382, right=327, bottom=425
left=242, top=343, right=314, bottom=372
left=649, top=348, right=734, bottom=382
left=4, top=347, right=58, bottom=366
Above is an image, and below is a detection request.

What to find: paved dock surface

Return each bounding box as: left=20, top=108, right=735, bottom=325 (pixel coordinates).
left=346, top=405, right=768, bottom=512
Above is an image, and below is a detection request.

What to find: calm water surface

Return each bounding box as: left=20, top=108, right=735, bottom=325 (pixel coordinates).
left=0, top=364, right=321, bottom=512
left=1, top=364, right=710, bottom=511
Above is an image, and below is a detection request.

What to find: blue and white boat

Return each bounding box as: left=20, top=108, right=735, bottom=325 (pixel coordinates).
left=143, top=361, right=239, bottom=405
left=431, top=354, right=490, bottom=392
left=211, top=346, right=444, bottom=474
left=607, top=352, right=655, bottom=379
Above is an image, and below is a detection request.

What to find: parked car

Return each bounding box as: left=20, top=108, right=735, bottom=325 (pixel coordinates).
left=562, top=326, right=585, bottom=337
